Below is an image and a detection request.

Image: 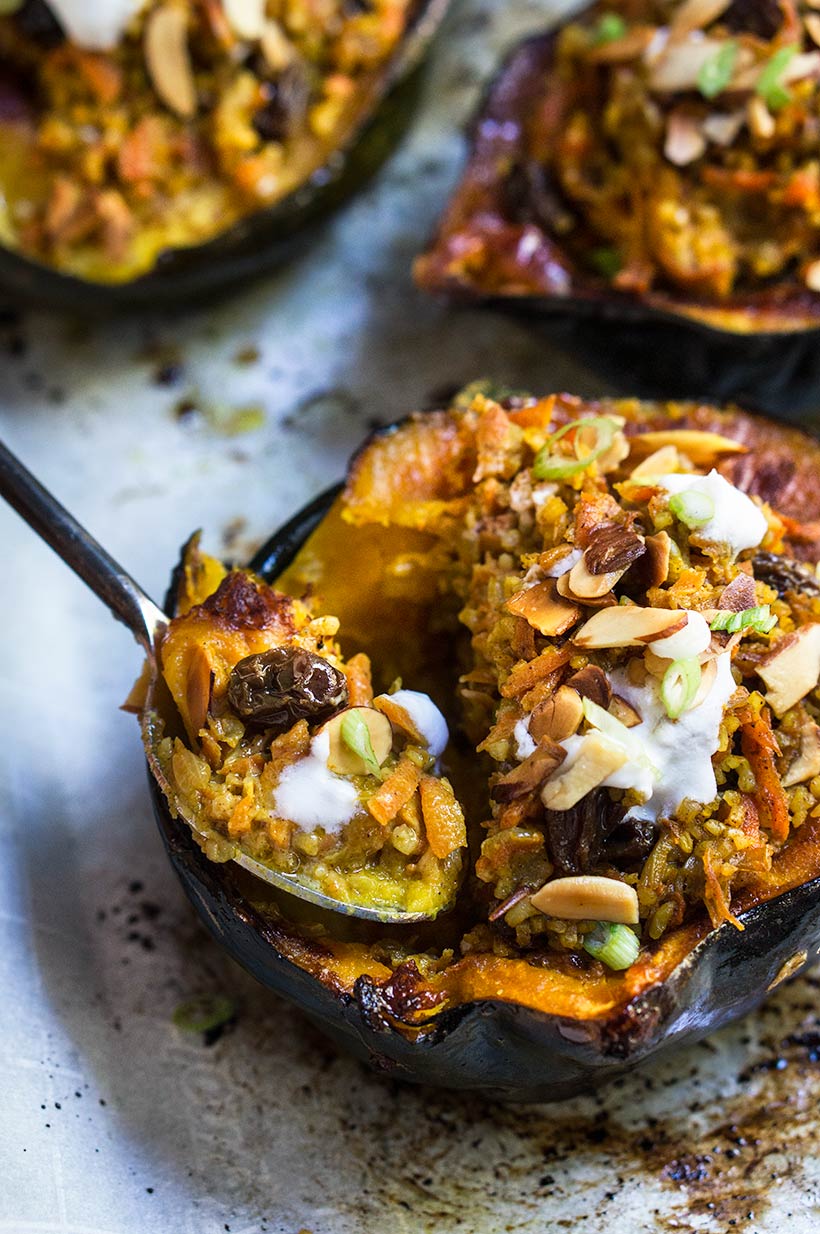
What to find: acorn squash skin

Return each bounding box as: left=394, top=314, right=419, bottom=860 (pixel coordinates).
left=0, top=0, right=449, bottom=313
left=146, top=407, right=820, bottom=1101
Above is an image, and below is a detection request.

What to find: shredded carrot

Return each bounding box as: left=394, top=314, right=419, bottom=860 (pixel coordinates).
left=373, top=693, right=425, bottom=744
left=501, top=646, right=573, bottom=698
left=344, top=652, right=373, bottom=706
left=507, top=395, right=556, bottom=430
left=419, top=776, right=467, bottom=858
left=738, top=705, right=790, bottom=843
left=74, top=51, right=123, bottom=104
left=228, top=793, right=256, bottom=837
left=366, top=758, right=421, bottom=826
left=702, top=847, right=742, bottom=930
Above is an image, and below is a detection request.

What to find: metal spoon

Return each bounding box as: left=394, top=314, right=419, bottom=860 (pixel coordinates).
left=0, top=439, right=442, bottom=924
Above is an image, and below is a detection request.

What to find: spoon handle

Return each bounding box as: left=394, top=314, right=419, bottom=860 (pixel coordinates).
left=0, top=438, right=167, bottom=652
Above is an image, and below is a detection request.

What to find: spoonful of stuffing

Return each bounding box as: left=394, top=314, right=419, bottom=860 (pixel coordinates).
left=0, top=440, right=466, bottom=924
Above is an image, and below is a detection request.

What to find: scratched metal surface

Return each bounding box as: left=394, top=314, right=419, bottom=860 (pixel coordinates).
left=3, top=0, right=820, bottom=1230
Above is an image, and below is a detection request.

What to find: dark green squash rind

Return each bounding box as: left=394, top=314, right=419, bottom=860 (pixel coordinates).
left=0, top=0, right=449, bottom=312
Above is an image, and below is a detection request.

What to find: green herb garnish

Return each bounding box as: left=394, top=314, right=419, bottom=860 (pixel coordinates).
left=660, top=656, right=702, bottom=720
left=669, top=489, right=715, bottom=530
left=340, top=710, right=384, bottom=777
left=173, top=995, right=236, bottom=1035
left=533, top=415, right=622, bottom=480
left=594, top=13, right=628, bottom=44
left=589, top=246, right=623, bottom=279
left=710, top=604, right=777, bottom=635
left=697, top=40, right=739, bottom=100
left=583, top=922, right=640, bottom=970
left=756, top=45, right=797, bottom=111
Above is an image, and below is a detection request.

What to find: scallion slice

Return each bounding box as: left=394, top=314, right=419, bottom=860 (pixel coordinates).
left=710, top=604, right=777, bottom=635
left=756, top=45, right=797, bottom=111
left=533, top=415, right=622, bottom=480
left=340, top=710, right=384, bottom=777
left=660, top=656, right=702, bottom=719
left=593, top=12, right=627, bottom=43
left=668, top=489, right=714, bottom=530
left=581, top=696, right=658, bottom=776
left=697, top=40, right=738, bottom=100
left=583, top=922, right=640, bottom=970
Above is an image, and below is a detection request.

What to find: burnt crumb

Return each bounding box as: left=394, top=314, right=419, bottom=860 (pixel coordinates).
left=154, top=362, right=184, bottom=387
left=128, top=880, right=144, bottom=894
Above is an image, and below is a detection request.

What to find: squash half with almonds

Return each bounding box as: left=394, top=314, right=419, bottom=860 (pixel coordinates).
left=0, top=0, right=448, bottom=304
left=144, top=389, right=820, bottom=1098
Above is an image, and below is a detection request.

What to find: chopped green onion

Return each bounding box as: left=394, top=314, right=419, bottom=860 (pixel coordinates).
left=340, top=710, right=384, bottom=777
left=756, top=45, right=797, bottom=111
left=588, top=246, right=623, bottom=279
left=583, top=922, right=640, bottom=970
left=660, top=656, right=702, bottom=720
left=669, top=489, right=715, bottom=530
left=533, top=415, right=622, bottom=480
left=697, top=40, right=739, bottom=100
left=173, top=995, right=236, bottom=1034
left=710, top=604, right=777, bottom=635
left=593, top=12, right=628, bottom=44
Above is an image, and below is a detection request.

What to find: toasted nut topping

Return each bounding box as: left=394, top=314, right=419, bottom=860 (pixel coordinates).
left=506, top=580, right=581, bottom=636
left=643, top=648, right=672, bottom=679
left=567, top=665, right=612, bottom=708
left=530, top=874, right=639, bottom=924
left=806, top=259, right=820, bottom=294
left=574, top=606, right=687, bottom=649
left=783, top=720, right=820, bottom=787
left=630, top=445, right=681, bottom=478
left=807, top=14, right=820, bottom=48
left=665, top=108, right=706, bottom=167
left=747, top=95, right=775, bottom=140
left=718, top=573, right=756, bottom=612
left=643, top=530, right=672, bottom=588
left=540, top=732, right=627, bottom=811
left=260, top=18, right=296, bottom=69
left=185, top=644, right=213, bottom=735
left=145, top=4, right=197, bottom=118
left=670, top=0, right=731, bottom=36
left=320, top=707, right=393, bottom=775
left=556, top=572, right=617, bottom=608
left=609, top=695, right=642, bottom=728
left=583, top=523, right=646, bottom=575
left=568, top=555, right=622, bottom=599
left=529, top=686, right=584, bottom=742
left=492, top=738, right=566, bottom=803
left=628, top=430, right=746, bottom=467
left=223, top=0, right=266, bottom=40
left=758, top=624, right=820, bottom=717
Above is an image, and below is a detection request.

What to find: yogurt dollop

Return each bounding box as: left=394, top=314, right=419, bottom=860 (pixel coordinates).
left=659, top=470, right=768, bottom=557
left=47, top=0, right=145, bottom=50
left=388, top=690, right=449, bottom=757
left=272, top=728, right=359, bottom=834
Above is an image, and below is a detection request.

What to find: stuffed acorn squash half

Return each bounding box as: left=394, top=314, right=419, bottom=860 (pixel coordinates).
left=138, top=388, right=820, bottom=1099
left=0, top=0, right=448, bottom=307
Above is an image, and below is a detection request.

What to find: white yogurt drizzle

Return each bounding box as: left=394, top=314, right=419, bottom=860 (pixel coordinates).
left=47, top=0, right=145, bottom=50
left=272, top=728, right=358, bottom=835
left=658, top=470, right=768, bottom=557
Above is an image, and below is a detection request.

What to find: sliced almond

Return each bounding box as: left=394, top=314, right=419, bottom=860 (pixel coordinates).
left=223, top=0, right=266, bottom=40
left=583, top=524, right=646, bottom=575
left=574, top=606, right=687, bottom=649
left=670, top=0, right=731, bottom=36
left=665, top=109, right=706, bottom=166
left=701, top=110, right=745, bottom=146
left=260, top=18, right=296, bottom=69
left=628, top=429, right=746, bottom=468
left=648, top=35, right=728, bottom=92
left=783, top=720, right=820, bottom=787
left=530, top=874, right=639, bottom=924
left=643, top=649, right=671, bottom=679
left=757, top=624, right=820, bottom=717
left=717, top=573, right=756, bottom=612
left=806, top=259, right=820, bottom=294
left=747, top=95, right=775, bottom=141
left=144, top=4, right=197, bottom=119
left=609, top=695, right=642, bottom=728
left=644, top=531, right=672, bottom=588
left=529, top=686, right=584, bottom=743
left=540, top=732, right=627, bottom=811
left=568, top=555, right=623, bottom=600
left=492, top=738, right=566, bottom=803
left=630, top=444, right=681, bottom=478
left=320, top=707, right=393, bottom=776
left=186, top=644, right=213, bottom=735
left=567, top=665, right=612, bottom=708
left=556, top=572, right=618, bottom=609
left=506, top=580, right=581, bottom=636
left=806, top=13, right=820, bottom=47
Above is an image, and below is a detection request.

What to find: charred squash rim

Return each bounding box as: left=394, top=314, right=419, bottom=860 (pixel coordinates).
left=414, top=14, right=820, bottom=339
left=145, top=401, right=820, bottom=1096
left=0, top=0, right=450, bottom=312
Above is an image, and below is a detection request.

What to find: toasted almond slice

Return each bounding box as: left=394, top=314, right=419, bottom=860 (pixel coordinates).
left=529, top=686, right=584, bottom=743
left=492, top=738, right=566, bottom=803
left=806, top=259, right=820, bottom=294
left=556, top=572, right=617, bottom=609
left=145, top=4, right=197, bottom=118
left=186, top=644, right=213, bottom=735
left=628, top=430, right=746, bottom=467
left=506, top=580, right=581, bottom=636
left=540, top=732, right=627, bottom=811
left=717, top=573, right=756, bottom=612
left=568, top=555, right=623, bottom=599
left=665, top=109, right=706, bottom=166
left=644, top=531, right=672, bottom=588
left=783, top=720, right=820, bottom=787
left=321, top=707, right=393, bottom=775
left=670, top=0, right=731, bottom=36
left=223, top=0, right=266, bottom=39
left=807, top=13, right=820, bottom=47
left=567, top=665, right=612, bottom=708
left=757, top=624, right=820, bottom=717
left=609, top=695, right=642, bottom=728
left=630, top=444, right=681, bottom=478
left=643, top=649, right=671, bottom=679
left=574, top=606, right=687, bottom=649
left=530, top=874, right=639, bottom=924
left=260, top=17, right=296, bottom=68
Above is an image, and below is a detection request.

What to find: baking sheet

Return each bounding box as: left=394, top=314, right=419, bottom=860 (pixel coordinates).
left=3, top=0, right=820, bottom=1229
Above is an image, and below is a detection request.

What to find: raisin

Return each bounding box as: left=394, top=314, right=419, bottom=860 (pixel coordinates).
left=227, top=647, right=348, bottom=730
left=752, top=551, right=820, bottom=599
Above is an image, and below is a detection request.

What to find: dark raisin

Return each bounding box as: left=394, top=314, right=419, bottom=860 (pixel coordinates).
left=752, top=551, right=820, bottom=599
left=252, top=68, right=309, bottom=143
left=227, top=647, right=348, bottom=730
